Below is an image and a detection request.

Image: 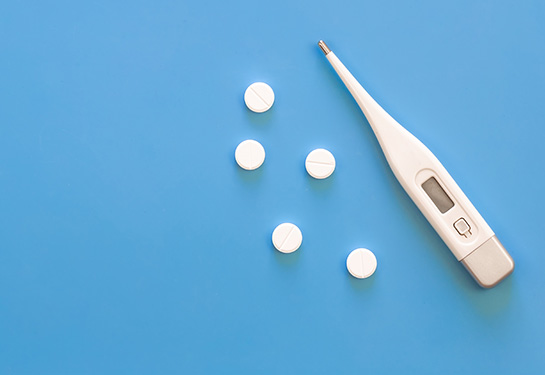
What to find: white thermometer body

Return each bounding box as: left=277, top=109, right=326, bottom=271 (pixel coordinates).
left=319, top=41, right=513, bottom=288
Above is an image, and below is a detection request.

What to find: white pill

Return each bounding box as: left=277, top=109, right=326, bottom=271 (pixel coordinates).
left=346, top=248, right=377, bottom=279
left=272, top=223, right=302, bottom=253
left=244, top=82, right=275, bottom=113
left=305, top=148, right=336, bottom=179
left=235, top=139, right=265, bottom=170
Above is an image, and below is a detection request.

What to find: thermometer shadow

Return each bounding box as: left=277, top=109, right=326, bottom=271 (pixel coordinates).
left=465, top=271, right=514, bottom=315
left=415, top=213, right=513, bottom=311
left=317, top=47, right=514, bottom=307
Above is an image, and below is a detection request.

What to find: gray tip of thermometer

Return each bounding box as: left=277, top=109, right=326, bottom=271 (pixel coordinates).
left=461, top=236, right=514, bottom=288
left=318, top=40, right=331, bottom=55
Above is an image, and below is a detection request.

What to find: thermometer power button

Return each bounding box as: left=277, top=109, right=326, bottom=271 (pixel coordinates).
left=454, top=218, right=472, bottom=238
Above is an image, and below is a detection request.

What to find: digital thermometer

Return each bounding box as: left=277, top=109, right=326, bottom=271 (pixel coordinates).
left=318, top=40, right=514, bottom=288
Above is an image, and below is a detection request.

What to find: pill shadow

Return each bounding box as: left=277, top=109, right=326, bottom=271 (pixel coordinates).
left=347, top=273, right=376, bottom=291
left=344, top=260, right=376, bottom=291
left=245, top=108, right=274, bottom=126
left=236, top=162, right=265, bottom=183
left=272, top=244, right=301, bottom=266
left=305, top=171, right=335, bottom=192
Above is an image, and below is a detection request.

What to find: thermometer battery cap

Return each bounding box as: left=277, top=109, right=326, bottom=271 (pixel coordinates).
left=461, top=236, right=514, bottom=288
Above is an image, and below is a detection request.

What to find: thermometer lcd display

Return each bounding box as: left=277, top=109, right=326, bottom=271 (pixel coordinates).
left=422, top=177, right=454, bottom=213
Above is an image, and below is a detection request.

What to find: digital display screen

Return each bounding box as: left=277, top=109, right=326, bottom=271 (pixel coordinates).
left=421, top=177, right=455, bottom=214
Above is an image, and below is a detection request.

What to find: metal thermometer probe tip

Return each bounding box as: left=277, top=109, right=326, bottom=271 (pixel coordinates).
left=318, top=40, right=331, bottom=55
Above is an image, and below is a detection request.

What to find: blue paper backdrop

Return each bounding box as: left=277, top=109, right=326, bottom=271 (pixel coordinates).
left=1, top=1, right=544, bottom=374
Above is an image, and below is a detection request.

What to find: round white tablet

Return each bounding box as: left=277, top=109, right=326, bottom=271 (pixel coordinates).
left=305, top=148, right=336, bottom=179
left=346, top=248, right=377, bottom=279
left=244, top=82, right=275, bottom=113
left=272, top=223, right=302, bottom=253
left=235, top=140, right=265, bottom=170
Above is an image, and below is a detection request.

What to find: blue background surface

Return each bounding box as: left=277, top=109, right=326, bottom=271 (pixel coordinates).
left=1, top=1, right=544, bottom=374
